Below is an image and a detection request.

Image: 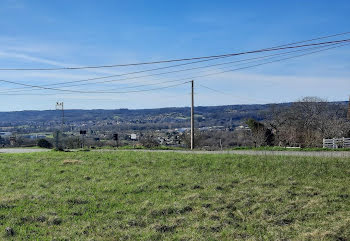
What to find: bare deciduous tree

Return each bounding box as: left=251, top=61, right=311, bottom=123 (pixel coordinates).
left=268, top=97, right=350, bottom=147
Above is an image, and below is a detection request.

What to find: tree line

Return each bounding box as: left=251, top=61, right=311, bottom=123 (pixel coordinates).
left=247, top=97, right=350, bottom=148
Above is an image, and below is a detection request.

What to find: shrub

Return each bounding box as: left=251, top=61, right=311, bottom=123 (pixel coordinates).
left=37, top=139, right=53, bottom=149
left=139, top=135, right=159, bottom=148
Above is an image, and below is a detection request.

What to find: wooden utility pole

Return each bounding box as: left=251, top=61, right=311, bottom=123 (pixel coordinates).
left=191, top=80, right=194, bottom=150
left=347, top=96, right=350, bottom=121
left=61, top=102, right=64, bottom=131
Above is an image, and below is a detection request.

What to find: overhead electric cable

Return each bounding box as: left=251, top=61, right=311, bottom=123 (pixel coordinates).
left=0, top=37, right=349, bottom=71
left=199, top=84, right=230, bottom=95
left=41, top=42, right=345, bottom=88
left=50, top=42, right=346, bottom=91
left=2, top=32, right=349, bottom=93
left=0, top=79, right=190, bottom=94
left=198, top=84, right=268, bottom=103
left=0, top=41, right=348, bottom=95
left=0, top=41, right=345, bottom=94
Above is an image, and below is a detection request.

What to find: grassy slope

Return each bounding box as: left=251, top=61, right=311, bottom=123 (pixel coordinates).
left=0, top=151, right=349, bottom=240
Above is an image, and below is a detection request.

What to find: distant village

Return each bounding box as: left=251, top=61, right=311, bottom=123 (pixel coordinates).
left=0, top=121, right=252, bottom=148
left=1, top=99, right=349, bottom=149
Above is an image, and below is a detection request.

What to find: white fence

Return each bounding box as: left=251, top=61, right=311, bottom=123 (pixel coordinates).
left=323, top=137, right=350, bottom=149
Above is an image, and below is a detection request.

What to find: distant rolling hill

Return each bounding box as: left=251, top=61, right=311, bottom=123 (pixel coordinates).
left=0, top=102, right=347, bottom=131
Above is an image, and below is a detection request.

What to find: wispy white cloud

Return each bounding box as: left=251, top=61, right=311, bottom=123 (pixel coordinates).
left=0, top=37, right=127, bottom=76
left=0, top=50, right=121, bottom=74
left=0, top=51, right=72, bottom=68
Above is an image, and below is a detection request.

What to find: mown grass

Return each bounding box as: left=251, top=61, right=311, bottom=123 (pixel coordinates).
left=94, top=145, right=350, bottom=152
left=230, top=146, right=350, bottom=151
left=96, top=145, right=185, bottom=151
left=0, top=151, right=349, bottom=240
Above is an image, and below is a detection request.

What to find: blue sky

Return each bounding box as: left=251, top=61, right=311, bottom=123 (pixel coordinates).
left=0, top=0, right=349, bottom=111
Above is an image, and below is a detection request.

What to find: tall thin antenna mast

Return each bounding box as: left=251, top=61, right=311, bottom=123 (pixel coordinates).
left=56, top=102, right=64, bottom=131
left=55, top=102, right=64, bottom=149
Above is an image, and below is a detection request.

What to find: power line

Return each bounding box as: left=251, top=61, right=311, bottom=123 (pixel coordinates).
left=59, top=42, right=350, bottom=91
left=199, top=84, right=229, bottom=95
left=3, top=31, right=349, bottom=93
left=0, top=37, right=349, bottom=71
left=263, top=31, right=350, bottom=48
left=198, top=84, right=268, bottom=104
left=185, top=42, right=350, bottom=83
left=0, top=43, right=318, bottom=92
left=0, top=56, right=228, bottom=93
left=2, top=56, right=225, bottom=91
left=0, top=79, right=190, bottom=94
left=56, top=42, right=347, bottom=90
left=1, top=33, right=349, bottom=93
left=37, top=42, right=346, bottom=88
left=0, top=41, right=346, bottom=94
left=0, top=42, right=348, bottom=95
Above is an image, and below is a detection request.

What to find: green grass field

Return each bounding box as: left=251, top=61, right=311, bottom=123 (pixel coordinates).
left=0, top=151, right=349, bottom=240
